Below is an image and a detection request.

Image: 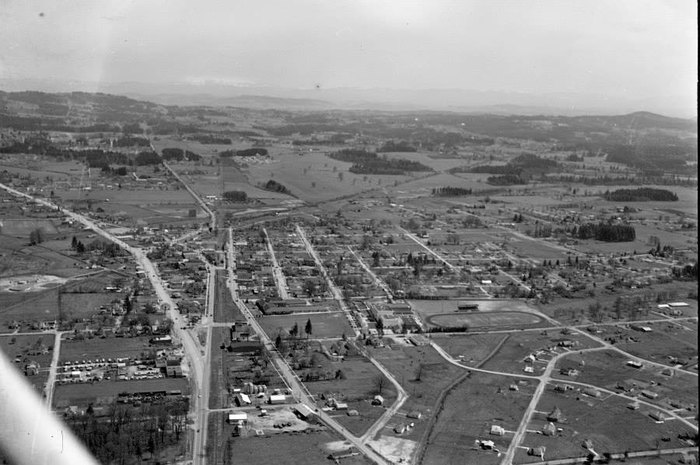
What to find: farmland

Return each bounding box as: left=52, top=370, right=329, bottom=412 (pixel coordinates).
left=0, top=90, right=696, bottom=465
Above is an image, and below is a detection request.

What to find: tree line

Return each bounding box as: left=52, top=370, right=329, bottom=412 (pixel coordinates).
left=328, top=149, right=431, bottom=175
left=219, top=148, right=269, bottom=158
left=603, top=188, right=678, bottom=202
left=432, top=186, right=473, bottom=196
left=574, top=222, right=636, bottom=242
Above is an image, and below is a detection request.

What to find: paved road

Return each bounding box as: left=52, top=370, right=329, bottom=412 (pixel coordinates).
left=162, top=161, right=216, bottom=228
left=0, top=181, right=206, bottom=460
left=398, top=226, right=456, bottom=272
left=263, top=228, right=290, bottom=299
left=347, top=246, right=394, bottom=301
left=296, top=225, right=360, bottom=337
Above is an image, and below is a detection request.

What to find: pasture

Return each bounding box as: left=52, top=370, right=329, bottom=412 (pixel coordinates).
left=258, top=312, right=353, bottom=340
left=421, top=372, right=536, bottom=465
left=519, top=389, right=694, bottom=463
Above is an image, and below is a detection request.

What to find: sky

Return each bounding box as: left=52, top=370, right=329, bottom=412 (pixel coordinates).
left=0, top=0, right=697, bottom=112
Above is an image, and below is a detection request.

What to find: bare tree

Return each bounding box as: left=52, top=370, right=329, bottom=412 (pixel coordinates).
left=373, top=374, right=386, bottom=395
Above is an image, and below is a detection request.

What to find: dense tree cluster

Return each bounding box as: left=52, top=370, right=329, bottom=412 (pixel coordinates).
left=133, top=151, right=161, bottom=166
left=67, top=399, right=188, bottom=464
left=328, top=149, right=431, bottom=175
left=603, top=188, right=678, bottom=202
left=574, top=222, right=636, bottom=242
left=219, top=148, right=269, bottom=158
left=487, top=174, right=527, bottom=185
left=161, top=148, right=201, bottom=161
left=222, top=190, right=248, bottom=202
left=432, top=186, right=473, bottom=196
left=263, top=179, right=291, bottom=195
left=604, top=142, right=694, bottom=173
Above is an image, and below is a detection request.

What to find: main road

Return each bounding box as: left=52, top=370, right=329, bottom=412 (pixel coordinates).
left=0, top=181, right=206, bottom=461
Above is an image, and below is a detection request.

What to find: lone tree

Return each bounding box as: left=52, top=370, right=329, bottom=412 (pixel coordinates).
left=304, top=318, right=313, bottom=338
left=29, top=228, right=44, bottom=245
left=290, top=322, right=299, bottom=338
left=373, top=374, right=386, bottom=395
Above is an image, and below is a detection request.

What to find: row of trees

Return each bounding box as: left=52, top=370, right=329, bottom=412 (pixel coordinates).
left=432, top=186, right=473, bottom=196
left=219, top=148, right=269, bottom=158
left=161, top=148, right=202, bottom=162
left=603, top=188, right=678, bottom=202
left=328, top=149, right=431, bottom=175
left=222, top=190, right=248, bottom=202
left=575, top=222, right=636, bottom=242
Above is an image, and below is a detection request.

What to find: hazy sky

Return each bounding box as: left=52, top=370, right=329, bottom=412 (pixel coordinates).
left=0, top=0, right=697, bottom=101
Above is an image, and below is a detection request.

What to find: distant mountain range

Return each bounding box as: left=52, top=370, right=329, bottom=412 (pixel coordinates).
left=0, top=78, right=696, bottom=118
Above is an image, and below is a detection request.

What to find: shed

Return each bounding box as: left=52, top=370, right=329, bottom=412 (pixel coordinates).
left=236, top=393, right=252, bottom=405
left=490, top=425, right=505, bottom=436
left=542, top=422, right=557, bottom=436
left=269, top=394, right=286, bottom=404
left=293, top=404, right=316, bottom=421
left=407, top=411, right=422, bottom=420
left=228, top=412, right=248, bottom=424
left=583, top=388, right=601, bottom=398
left=372, top=395, right=384, bottom=406
left=649, top=410, right=667, bottom=422
left=528, top=447, right=546, bottom=459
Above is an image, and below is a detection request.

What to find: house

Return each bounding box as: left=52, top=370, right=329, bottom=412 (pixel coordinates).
left=547, top=406, right=563, bottom=422
left=166, top=365, right=183, bottom=377
left=583, top=388, right=601, bottom=398
left=490, top=425, right=505, bottom=436
left=372, top=395, right=384, bottom=406
left=649, top=410, right=667, bottom=422
left=528, top=447, right=546, bottom=460
left=542, top=422, right=557, bottom=436
left=407, top=411, right=422, bottom=420
left=641, top=390, right=658, bottom=399
left=293, top=404, right=316, bottom=421
left=626, top=360, right=643, bottom=369
left=236, top=393, right=252, bottom=406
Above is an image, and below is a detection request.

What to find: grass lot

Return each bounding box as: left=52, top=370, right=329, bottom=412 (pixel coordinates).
left=258, top=312, right=353, bottom=340
left=420, top=372, right=537, bottom=465
left=0, top=333, right=55, bottom=392
left=59, top=336, right=153, bottom=363
left=246, top=151, right=417, bottom=203
left=301, top=354, right=397, bottom=437
left=552, top=349, right=699, bottom=409
left=53, top=378, right=189, bottom=408
left=207, top=413, right=371, bottom=465
left=59, top=292, right=121, bottom=320
left=0, top=236, right=86, bottom=278
left=614, top=322, right=698, bottom=369
left=0, top=288, right=59, bottom=330
left=517, top=388, right=695, bottom=463
left=479, top=330, right=602, bottom=375
left=431, top=333, right=514, bottom=365
left=368, top=342, right=467, bottom=451
left=213, top=270, right=244, bottom=323
left=426, top=311, right=545, bottom=329
left=409, top=299, right=542, bottom=321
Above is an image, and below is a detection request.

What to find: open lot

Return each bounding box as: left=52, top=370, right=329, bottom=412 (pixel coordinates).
left=258, top=311, right=353, bottom=340
left=213, top=270, right=244, bottom=323
left=59, top=336, right=154, bottom=363
left=517, top=387, right=695, bottom=463
left=421, top=372, right=537, bottom=465
left=53, top=378, right=189, bottom=408
left=206, top=411, right=371, bottom=465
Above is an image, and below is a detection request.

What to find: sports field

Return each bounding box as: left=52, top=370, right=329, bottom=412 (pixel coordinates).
left=426, top=311, right=544, bottom=329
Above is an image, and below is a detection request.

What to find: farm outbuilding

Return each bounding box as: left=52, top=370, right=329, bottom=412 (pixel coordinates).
left=547, top=406, right=563, bottom=422
left=490, top=425, right=505, bottom=436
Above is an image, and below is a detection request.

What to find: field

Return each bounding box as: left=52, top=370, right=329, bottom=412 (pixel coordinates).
left=212, top=270, right=244, bottom=323
left=246, top=151, right=418, bottom=203
left=615, top=322, right=698, bottom=369
left=516, top=388, right=696, bottom=463
left=420, top=372, right=537, bottom=465
left=426, top=311, right=545, bottom=329
left=206, top=411, right=371, bottom=465
left=53, top=378, right=189, bottom=408
left=0, top=333, right=55, bottom=392
left=258, top=312, right=353, bottom=340
left=0, top=235, right=87, bottom=279
left=432, top=333, right=515, bottom=365
left=479, top=330, right=602, bottom=375
left=552, top=349, right=699, bottom=409
left=0, top=288, right=60, bottom=331
left=59, top=292, right=121, bottom=320
left=59, top=336, right=154, bottom=363
left=302, top=355, right=397, bottom=436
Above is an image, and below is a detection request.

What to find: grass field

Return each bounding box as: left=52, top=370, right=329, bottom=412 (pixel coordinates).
left=0, top=333, right=55, bottom=392
left=421, top=372, right=537, bottom=465
left=552, top=349, right=699, bottom=408
left=409, top=299, right=542, bottom=321
left=615, top=323, right=698, bottom=368
left=59, top=292, right=121, bottom=320
left=206, top=414, right=371, bottom=465
left=479, top=330, right=602, bottom=375
left=426, top=311, right=544, bottom=329
left=59, top=336, right=154, bottom=363
left=517, top=388, right=695, bottom=463
left=53, top=378, right=189, bottom=408
left=0, top=288, right=59, bottom=330
left=213, top=270, right=244, bottom=323
left=431, top=333, right=514, bottom=365
left=258, top=312, right=353, bottom=340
